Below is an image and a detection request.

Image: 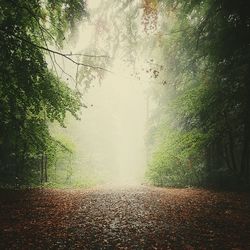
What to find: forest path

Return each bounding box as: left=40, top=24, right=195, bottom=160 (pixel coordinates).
left=0, top=186, right=250, bottom=249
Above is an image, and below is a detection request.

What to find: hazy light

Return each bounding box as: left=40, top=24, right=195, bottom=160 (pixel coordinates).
left=78, top=58, right=147, bottom=184
left=87, top=0, right=102, bottom=10
left=50, top=0, right=150, bottom=185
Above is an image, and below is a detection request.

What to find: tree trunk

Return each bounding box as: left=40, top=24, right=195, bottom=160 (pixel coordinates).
left=44, top=154, right=48, bottom=182
left=41, top=153, right=44, bottom=184
left=224, top=113, right=237, bottom=172
left=240, top=123, right=250, bottom=182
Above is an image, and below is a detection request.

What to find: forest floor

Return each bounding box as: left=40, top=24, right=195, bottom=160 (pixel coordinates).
left=0, top=186, right=249, bottom=250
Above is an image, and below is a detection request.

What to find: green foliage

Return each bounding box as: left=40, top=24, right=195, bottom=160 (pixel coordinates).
left=146, top=0, right=250, bottom=188
left=146, top=101, right=210, bottom=187
left=0, top=0, right=86, bottom=185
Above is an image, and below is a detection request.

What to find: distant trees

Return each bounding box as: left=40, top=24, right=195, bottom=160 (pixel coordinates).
left=146, top=0, right=250, bottom=187
left=0, top=0, right=86, bottom=185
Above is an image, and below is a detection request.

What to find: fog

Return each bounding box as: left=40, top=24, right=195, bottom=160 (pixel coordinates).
left=68, top=61, right=147, bottom=184
left=51, top=0, right=151, bottom=185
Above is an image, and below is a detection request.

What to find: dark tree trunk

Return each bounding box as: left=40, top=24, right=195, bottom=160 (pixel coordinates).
left=44, top=154, right=48, bottom=182
left=41, top=153, right=44, bottom=184
left=224, top=113, right=237, bottom=172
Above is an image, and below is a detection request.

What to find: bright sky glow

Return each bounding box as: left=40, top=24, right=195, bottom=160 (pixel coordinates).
left=81, top=58, right=147, bottom=184
left=50, top=0, right=151, bottom=185
left=87, top=0, right=102, bottom=10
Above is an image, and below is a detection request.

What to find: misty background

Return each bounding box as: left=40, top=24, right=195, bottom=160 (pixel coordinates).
left=49, top=0, right=152, bottom=185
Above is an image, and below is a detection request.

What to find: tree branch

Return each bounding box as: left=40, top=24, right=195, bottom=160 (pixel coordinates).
left=0, top=29, right=111, bottom=73
left=64, top=53, right=111, bottom=58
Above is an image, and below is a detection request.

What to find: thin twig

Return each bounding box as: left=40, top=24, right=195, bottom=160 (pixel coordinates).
left=39, top=25, right=60, bottom=79
left=64, top=53, right=111, bottom=58
left=76, top=64, right=79, bottom=88
left=52, top=53, right=77, bottom=85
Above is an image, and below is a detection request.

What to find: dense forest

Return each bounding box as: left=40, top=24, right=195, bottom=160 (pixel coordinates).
left=0, top=0, right=87, bottom=186
left=145, top=0, right=250, bottom=189
left=0, top=0, right=250, bottom=189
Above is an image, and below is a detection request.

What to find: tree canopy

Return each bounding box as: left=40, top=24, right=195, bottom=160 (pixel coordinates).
left=145, top=0, right=250, bottom=188
left=0, top=0, right=86, bottom=184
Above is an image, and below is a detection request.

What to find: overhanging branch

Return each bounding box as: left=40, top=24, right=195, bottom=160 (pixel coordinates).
left=0, top=29, right=111, bottom=73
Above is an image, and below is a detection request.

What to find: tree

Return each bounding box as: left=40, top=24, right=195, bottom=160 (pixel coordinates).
left=146, top=0, right=250, bottom=187
left=0, top=0, right=87, bottom=185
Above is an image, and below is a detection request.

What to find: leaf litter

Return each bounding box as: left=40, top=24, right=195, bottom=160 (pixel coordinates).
left=0, top=186, right=249, bottom=249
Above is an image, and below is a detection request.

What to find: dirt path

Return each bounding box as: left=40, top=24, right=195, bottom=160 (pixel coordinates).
left=0, top=186, right=249, bottom=249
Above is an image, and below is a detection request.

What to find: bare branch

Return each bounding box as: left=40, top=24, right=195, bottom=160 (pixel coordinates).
left=76, top=64, right=79, bottom=88
left=0, top=29, right=112, bottom=73
left=64, top=53, right=111, bottom=58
